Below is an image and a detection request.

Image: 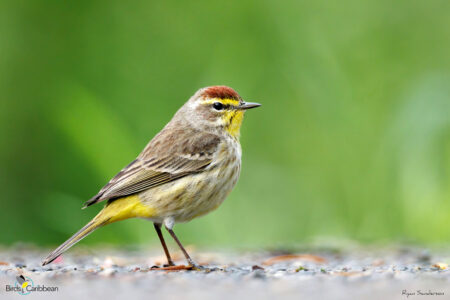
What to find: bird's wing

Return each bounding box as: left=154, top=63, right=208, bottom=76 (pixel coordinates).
left=83, top=130, right=221, bottom=208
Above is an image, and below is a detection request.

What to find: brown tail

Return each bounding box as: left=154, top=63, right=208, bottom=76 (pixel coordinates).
left=42, top=195, right=154, bottom=266
left=42, top=217, right=109, bottom=266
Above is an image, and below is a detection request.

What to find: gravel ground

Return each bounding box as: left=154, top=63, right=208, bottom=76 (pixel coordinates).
left=0, top=244, right=448, bottom=300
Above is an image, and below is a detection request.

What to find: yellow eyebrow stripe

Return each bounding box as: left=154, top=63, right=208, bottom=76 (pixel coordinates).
left=203, top=98, right=240, bottom=106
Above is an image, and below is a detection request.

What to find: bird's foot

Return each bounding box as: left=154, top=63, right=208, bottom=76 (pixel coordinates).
left=150, top=263, right=216, bottom=272
left=150, top=257, right=216, bottom=272
left=150, top=264, right=192, bottom=271
left=187, top=263, right=219, bottom=272
left=163, top=261, right=176, bottom=267
left=188, top=263, right=204, bottom=271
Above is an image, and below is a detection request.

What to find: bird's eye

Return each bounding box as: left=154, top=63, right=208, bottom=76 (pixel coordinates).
left=213, top=102, right=224, bottom=111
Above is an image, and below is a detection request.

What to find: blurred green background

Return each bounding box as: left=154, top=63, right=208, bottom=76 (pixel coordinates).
left=0, top=0, right=449, bottom=248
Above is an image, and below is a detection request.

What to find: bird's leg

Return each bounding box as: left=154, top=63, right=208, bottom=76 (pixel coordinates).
left=164, top=225, right=200, bottom=269
left=153, top=223, right=175, bottom=266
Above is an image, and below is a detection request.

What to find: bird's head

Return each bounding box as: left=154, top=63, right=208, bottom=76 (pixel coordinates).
left=180, top=86, right=261, bottom=139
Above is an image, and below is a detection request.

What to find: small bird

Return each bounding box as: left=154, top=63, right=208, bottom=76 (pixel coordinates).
left=42, top=86, right=260, bottom=268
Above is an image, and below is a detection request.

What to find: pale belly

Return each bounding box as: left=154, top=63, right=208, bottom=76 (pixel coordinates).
left=138, top=143, right=241, bottom=223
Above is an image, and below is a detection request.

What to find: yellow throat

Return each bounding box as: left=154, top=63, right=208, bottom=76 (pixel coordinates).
left=225, top=109, right=244, bottom=139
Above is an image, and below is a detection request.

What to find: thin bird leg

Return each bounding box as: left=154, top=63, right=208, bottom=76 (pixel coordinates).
left=165, top=226, right=198, bottom=267
left=153, top=223, right=175, bottom=266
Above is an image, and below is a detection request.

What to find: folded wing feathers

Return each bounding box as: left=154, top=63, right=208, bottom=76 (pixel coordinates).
left=83, top=153, right=213, bottom=208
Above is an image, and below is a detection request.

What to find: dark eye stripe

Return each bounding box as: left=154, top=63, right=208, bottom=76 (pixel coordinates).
left=212, top=103, right=237, bottom=110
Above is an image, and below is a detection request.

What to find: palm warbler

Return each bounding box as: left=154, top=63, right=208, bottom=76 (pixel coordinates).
left=42, top=86, right=260, bottom=268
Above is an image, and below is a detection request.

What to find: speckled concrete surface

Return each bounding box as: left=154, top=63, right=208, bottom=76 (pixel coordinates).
left=0, top=245, right=448, bottom=300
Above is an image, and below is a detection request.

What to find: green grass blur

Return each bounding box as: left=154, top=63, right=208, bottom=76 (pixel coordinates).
left=0, top=0, right=449, bottom=248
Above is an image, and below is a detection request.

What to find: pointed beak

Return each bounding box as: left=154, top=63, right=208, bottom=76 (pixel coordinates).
left=239, top=101, right=261, bottom=110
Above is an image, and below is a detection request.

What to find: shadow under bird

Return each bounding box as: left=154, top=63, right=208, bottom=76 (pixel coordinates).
left=42, top=86, right=261, bottom=269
